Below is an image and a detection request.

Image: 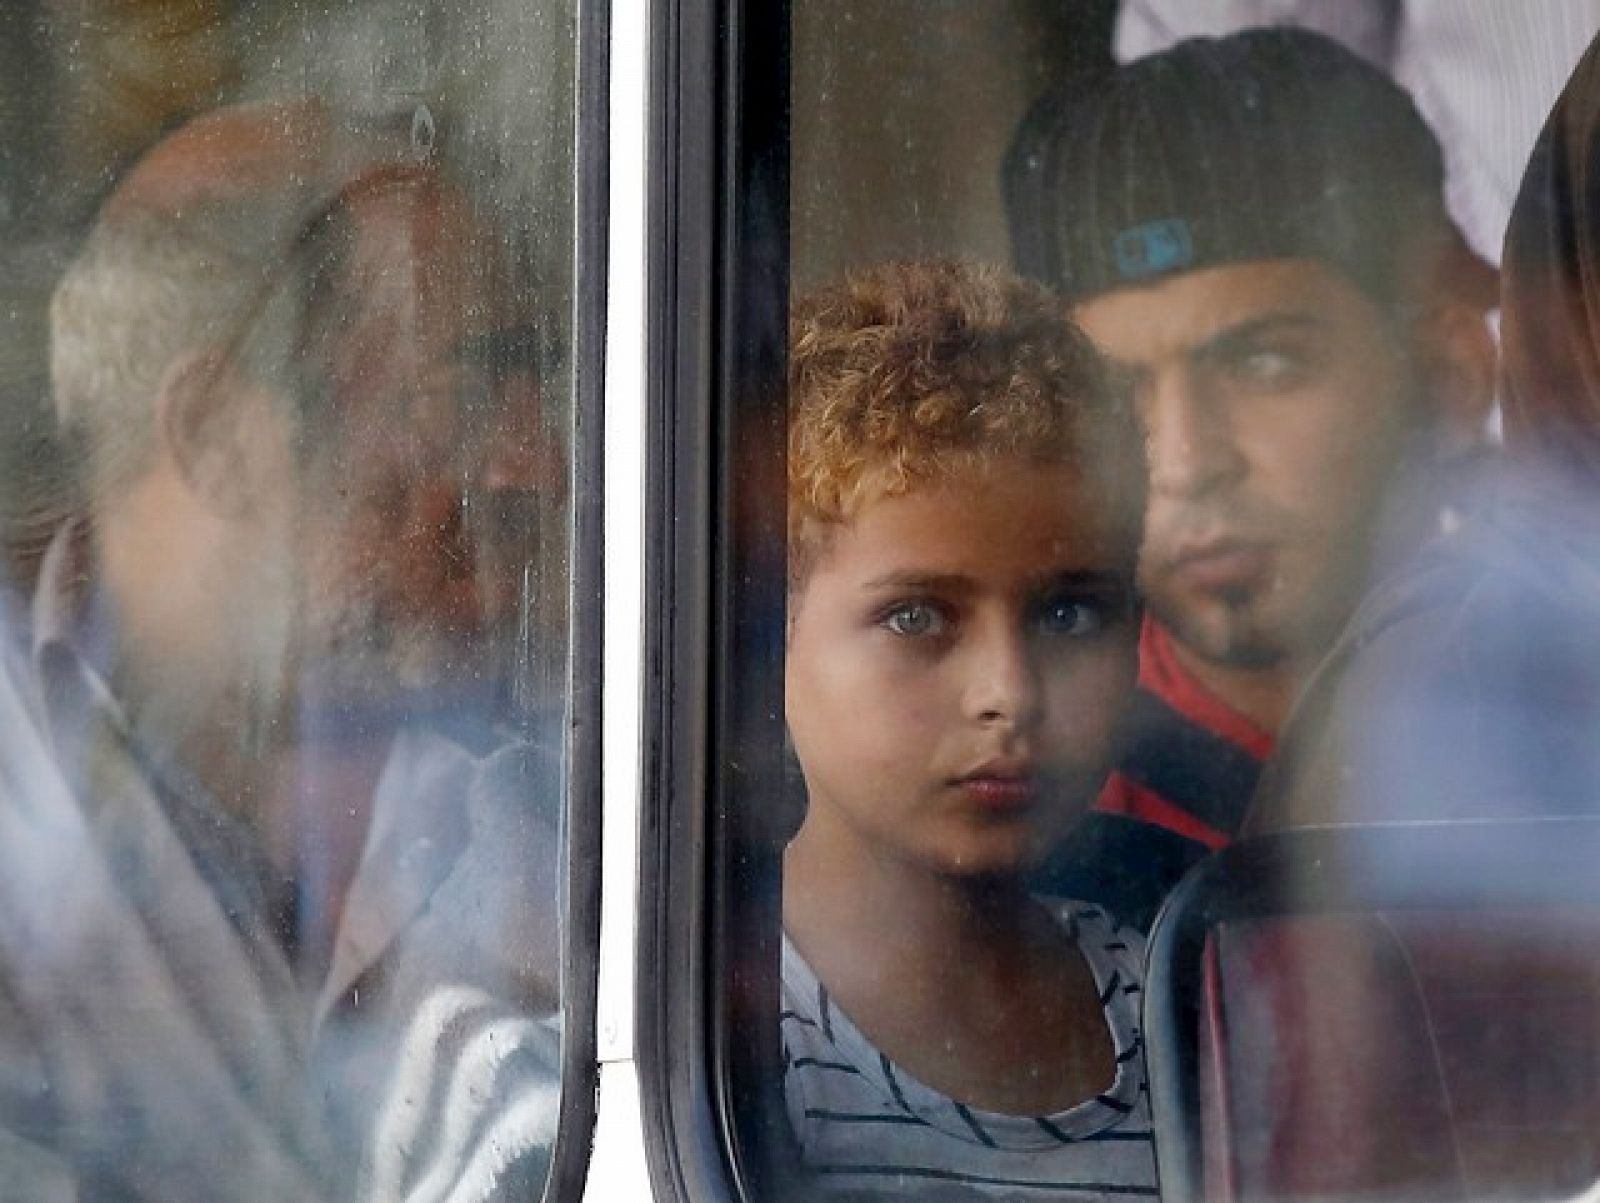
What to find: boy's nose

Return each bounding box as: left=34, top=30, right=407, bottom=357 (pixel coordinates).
left=962, top=623, right=1042, bottom=731
left=1144, top=367, right=1247, bottom=501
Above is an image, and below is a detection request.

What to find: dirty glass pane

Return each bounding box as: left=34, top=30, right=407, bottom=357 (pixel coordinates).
left=0, top=1, right=577, bottom=1198
left=768, top=3, right=1600, bottom=1200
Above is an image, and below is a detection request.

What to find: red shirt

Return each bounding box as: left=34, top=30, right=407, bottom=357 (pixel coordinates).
left=1096, top=617, right=1273, bottom=850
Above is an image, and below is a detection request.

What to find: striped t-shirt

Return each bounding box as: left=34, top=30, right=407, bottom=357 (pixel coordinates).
left=781, top=901, right=1158, bottom=1200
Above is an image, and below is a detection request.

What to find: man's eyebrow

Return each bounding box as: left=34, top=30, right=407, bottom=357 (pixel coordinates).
left=1193, top=311, right=1321, bottom=362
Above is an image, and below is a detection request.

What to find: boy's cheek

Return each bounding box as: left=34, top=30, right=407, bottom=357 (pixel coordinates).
left=1043, top=642, right=1139, bottom=767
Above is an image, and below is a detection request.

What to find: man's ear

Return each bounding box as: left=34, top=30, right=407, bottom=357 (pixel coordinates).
left=1412, top=236, right=1500, bottom=458
left=1417, top=297, right=1498, bottom=458
left=156, top=349, right=284, bottom=519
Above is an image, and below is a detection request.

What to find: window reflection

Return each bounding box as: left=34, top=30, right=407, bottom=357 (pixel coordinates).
left=0, top=3, right=575, bottom=1199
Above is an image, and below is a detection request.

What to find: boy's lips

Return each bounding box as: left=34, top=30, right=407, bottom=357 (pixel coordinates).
left=954, top=764, right=1039, bottom=810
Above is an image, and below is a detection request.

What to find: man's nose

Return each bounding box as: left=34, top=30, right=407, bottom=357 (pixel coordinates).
left=962, top=620, right=1042, bottom=731
left=1143, top=367, right=1246, bottom=501
left=457, top=412, right=565, bottom=569
left=479, top=431, right=561, bottom=496
left=475, top=378, right=567, bottom=501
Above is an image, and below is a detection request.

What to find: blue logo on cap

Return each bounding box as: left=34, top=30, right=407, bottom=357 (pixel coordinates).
left=1114, top=219, right=1194, bottom=280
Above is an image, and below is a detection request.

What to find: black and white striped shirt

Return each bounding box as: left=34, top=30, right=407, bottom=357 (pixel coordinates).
left=781, top=900, right=1158, bottom=1201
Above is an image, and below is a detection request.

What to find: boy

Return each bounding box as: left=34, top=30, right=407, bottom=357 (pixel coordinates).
left=782, top=260, right=1157, bottom=1198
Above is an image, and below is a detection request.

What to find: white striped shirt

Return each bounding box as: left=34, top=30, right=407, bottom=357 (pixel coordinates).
left=781, top=901, right=1158, bottom=1201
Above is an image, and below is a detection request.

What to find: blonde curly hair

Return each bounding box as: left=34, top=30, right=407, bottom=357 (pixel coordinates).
left=789, top=259, right=1142, bottom=589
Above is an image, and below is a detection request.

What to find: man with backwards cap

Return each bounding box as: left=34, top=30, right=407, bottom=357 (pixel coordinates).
left=1006, top=28, right=1498, bottom=925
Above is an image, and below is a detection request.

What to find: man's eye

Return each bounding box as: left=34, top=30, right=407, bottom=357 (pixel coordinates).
left=1233, top=347, right=1304, bottom=385
left=1037, top=598, right=1106, bottom=637
left=882, top=602, right=947, bottom=638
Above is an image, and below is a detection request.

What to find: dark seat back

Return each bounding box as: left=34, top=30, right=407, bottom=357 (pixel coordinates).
left=1146, top=822, right=1600, bottom=1203
left=1199, top=916, right=1463, bottom=1202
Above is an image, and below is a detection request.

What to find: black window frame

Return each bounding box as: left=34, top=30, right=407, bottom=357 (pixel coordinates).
left=543, top=0, right=610, bottom=1197
left=635, top=0, right=794, bottom=1199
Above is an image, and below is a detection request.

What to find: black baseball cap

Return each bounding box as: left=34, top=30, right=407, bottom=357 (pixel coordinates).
left=1005, top=27, right=1454, bottom=305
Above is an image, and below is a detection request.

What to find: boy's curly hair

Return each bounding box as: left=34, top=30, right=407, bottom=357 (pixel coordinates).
left=789, top=259, right=1142, bottom=589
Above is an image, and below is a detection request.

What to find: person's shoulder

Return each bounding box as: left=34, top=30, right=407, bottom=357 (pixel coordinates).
left=1259, top=469, right=1600, bottom=828
left=779, top=929, right=840, bottom=1050
left=359, top=983, right=560, bottom=1203
left=1038, top=896, right=1148, bottom=968
left=369, top=729, right=565, bottom=1021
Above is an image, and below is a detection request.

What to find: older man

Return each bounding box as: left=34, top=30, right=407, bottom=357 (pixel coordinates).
left=0, top=100, right=564, bottom=1199
left=1007, top=29, right=1498, bottom=925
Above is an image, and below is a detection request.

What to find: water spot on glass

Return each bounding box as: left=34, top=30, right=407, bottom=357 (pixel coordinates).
left=411, top=103, right=436, bottom=157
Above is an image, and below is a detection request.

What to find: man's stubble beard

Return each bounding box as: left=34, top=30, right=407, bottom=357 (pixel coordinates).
left=1142, top=574, right=1290, bottom=672
left=1139, top=502, right=1387, bottom=677
left=300, top=577, right=513, bottom=711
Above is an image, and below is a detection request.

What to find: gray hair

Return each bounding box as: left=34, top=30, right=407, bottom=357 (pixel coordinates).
left=49, top=201, right=294, bottom=499
left=48, top=102, right=414, bottom=503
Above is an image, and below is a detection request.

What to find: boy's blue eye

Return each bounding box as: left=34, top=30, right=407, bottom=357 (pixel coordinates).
left=1037, top=597, right=1106, bottom=637
left=882, top=602, right=947, bottom=638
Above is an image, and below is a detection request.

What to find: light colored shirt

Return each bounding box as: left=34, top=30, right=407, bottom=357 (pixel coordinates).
left=782, top=900, right=1158, bottom=1200
left=0, top=523, right=564, bottom=1201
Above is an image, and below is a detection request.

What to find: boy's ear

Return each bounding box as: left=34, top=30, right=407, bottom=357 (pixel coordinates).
left=156, top=349, right=286, bottom=519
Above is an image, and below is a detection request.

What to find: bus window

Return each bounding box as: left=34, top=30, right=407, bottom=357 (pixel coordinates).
left=655, top=3, right=1600, bottom=1202
left=0, top=1, right=593, bottom=1198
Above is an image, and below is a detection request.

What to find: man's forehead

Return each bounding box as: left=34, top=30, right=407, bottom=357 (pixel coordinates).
left=105, top=100, right=333, bottom=219
left=331, top=196, right=534, bottom=367
left=305, top=169, right=552, bottom=433
left=341, top=179, right=508, bottom=299
left=1072, top=258, right=1375, bottom=365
